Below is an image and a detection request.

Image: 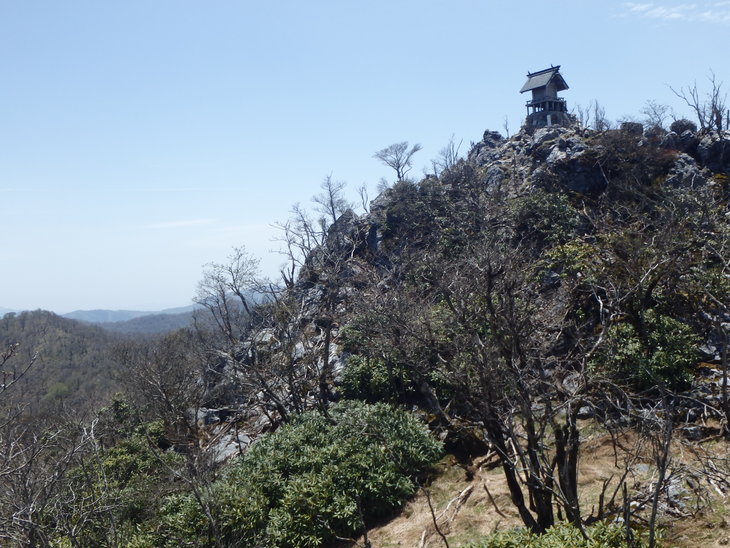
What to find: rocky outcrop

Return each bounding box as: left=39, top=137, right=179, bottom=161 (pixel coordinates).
left=697, top=132, right=730, bottom=174
left=664, top=153, right=707, bottom=187
left=661, top=128, right=730, bottom=176
left=464, top=123, right=729, bottom=197
left=661, top=129, right=700, bottom=156
left=467, top=130, right=505, bottom=166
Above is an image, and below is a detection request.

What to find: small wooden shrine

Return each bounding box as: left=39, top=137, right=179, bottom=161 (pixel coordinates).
left=520, top=66, right=571, bottom=128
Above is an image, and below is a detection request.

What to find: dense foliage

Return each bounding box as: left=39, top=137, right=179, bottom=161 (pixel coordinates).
left=128, top=401, right=441, bottom=547
left=0, top=310, right=125, bottom=416
left=596, top=310, right=697, bottom=390
left=466, top=522, right=648, bottom=548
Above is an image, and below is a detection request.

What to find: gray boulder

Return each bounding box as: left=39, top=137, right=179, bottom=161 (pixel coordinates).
left=468, top=130, right=505, bottom=166
left=482, top=129, right=504, bottom=147
left=664, top=153, right=707, bottom=187
left=697, top=133, right=730, bottom=174
left=531, top=127, right=563, bottom=148
left=660, top=130, right=700, bottom=156
left=677, top=130, right=700, bottom=155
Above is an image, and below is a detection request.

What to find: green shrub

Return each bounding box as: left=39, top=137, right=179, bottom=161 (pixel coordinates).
left=513, top=189, right=582, bottom=248
left=152, top=401, right=442, bottom=547
left=49, top=420, right=184, bottom=547
left=465, top=521, right=648, bottom=548
left=598, top=310, right=697, bottom=390
left=340, top=355, right=414, bottom=403
left=154, top=493, right=211, bottom=546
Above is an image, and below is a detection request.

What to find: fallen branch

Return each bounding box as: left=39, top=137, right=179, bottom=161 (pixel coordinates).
left=424, top=488, right=450, bottom=548
left=483, top=482, right=507, bottom=518
left=438, top=484, right=474, bottom=522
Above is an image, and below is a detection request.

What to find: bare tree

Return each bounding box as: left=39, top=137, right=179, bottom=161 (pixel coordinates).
left=0, top=342, right=36, bottom=394
left=276, top=175, right=353, bottom=289
left=348, top=217, right=593, bottom=535
left=192, top=246, right=302, bottom=421
left=646, top=392, right=675, bottom=548
left=43, top=417, right=131, bottom=547
left=275, top=203, right=326, bottom=289
left=357, top=183, right=370, bottom=213
left=194, top=246, right=261, bottom=346
left=313, top=174, right=352, bottom=227
left=430, top=135, right=463, bottom=177
left=115, top=330, right=210, bottom=444
left=697, top=218, right=730, bottom=433
left=641, top=99, right=673, bottom=131
left=0, top=345, right=104, bottom=546
left=573, top=100, right=611, bottom=131
left=573, top=103, right=589, bottom=128
left=592, top=100, right=611, bottom=131
left=0, top=421, right=90, bottom=546
left=275, top=178, right=369, bottom=414
left=194, top=177, right=360, bottom=424
left=671, top=72, right=729, bottom=134
left=374, top=141, right=422, bottom=181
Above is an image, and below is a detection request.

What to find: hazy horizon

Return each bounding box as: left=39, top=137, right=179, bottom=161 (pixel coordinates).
left=0, top=303, right=195, bottom=317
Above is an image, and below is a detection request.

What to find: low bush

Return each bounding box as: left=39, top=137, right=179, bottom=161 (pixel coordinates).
left=340, top=355, right=414, bottom=403
left=512, top=189, right=582, bottom=249
left=597, top=310, right=697, bottom=390
left=670, top=118, right=697, bottom=134
left=145, top=401, right=442, bottom=547
left=465, top=521, right=648, bottom=548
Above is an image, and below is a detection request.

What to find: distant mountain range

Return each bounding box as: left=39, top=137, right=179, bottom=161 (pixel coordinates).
left=1, top=305, right=197, bottom=321
left=98, top=309, right=197, bottom=334
left=62, top=305, right=197, bottom=323
left=60, top=306, right=199, bottom=335
left=1, top=305, right=199, bottom=335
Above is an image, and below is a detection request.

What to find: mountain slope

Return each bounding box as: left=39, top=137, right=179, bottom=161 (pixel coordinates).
left=99, top=310, right=195, bottom=334
left=0, top=310, right=127, bottom=416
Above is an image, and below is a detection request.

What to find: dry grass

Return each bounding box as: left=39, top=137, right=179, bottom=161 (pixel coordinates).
left=349, top=428, right=730, bottom=548
left=361, top=455, right=523, bottom=548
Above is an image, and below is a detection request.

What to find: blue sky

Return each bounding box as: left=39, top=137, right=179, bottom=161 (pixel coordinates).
left=1, top=1, right=728, bottom=313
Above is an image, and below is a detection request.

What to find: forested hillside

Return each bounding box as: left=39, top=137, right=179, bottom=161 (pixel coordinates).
left=0, top=307, right=198, bottom=420
left=0, top=310, right=125, bottom=417
left=100, top=310, right=195, bottom=334
left=1, top=113, right=729, bottom=547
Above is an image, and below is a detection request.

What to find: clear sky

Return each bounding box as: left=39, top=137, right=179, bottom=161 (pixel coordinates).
left=1, top=1, right=728, bottom=313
